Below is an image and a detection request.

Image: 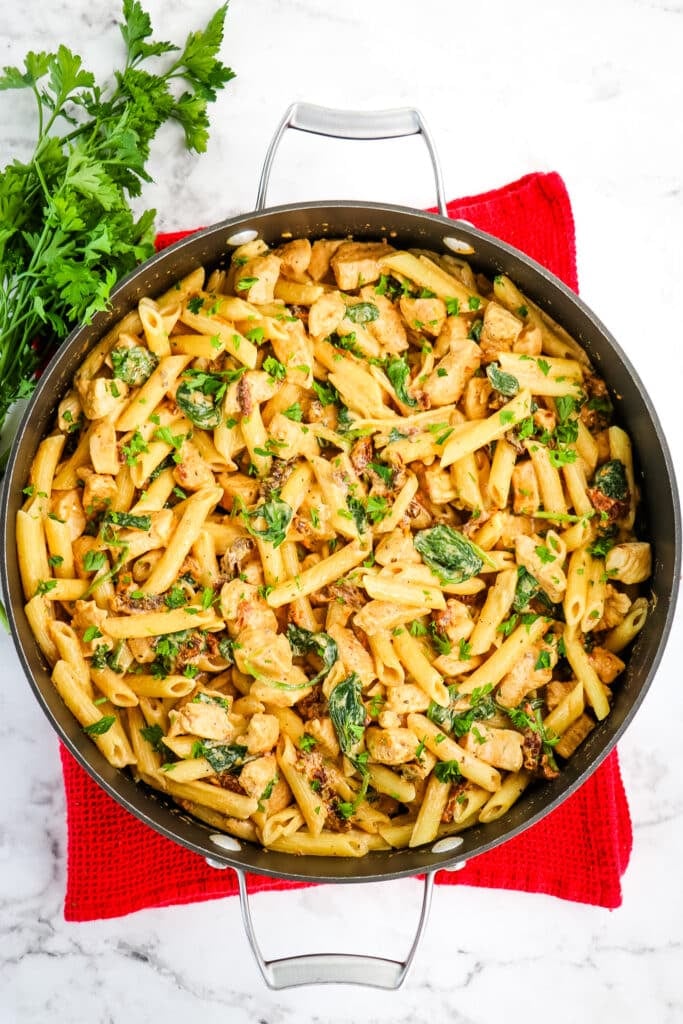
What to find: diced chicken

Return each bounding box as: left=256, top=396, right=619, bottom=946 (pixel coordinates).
left=422, top=338, right=481, bottom=407
left=353, top=600, right=420, bottom=637
left=422, top=464, right=457, bottom=505
left=515, top=534, right=567, bottom=604
left=327, top=624, right=376, bottom=686
left=172, top=695, right=234, bottom=741
left=432, top=600, right=475, bottom=645
left=234, top=628, right=294, bottom=681
left=399, top=296, right=447, bottom=337
left=270, top=319, right=314, bottom=386
left=496, top=644, right=555, bottom=708
left=244, top=713, right=280, bottom=756
left=173, top=441, right=215, bottom=492
left=89, top=420, right=120, bottom=476
left=399, top=748, right=437, bottom=781
left=219, top=580, right=278, bottom=636
left=236, top=254, right=282, bottom=305
left=330, top=241, right=394, bottom=291
left=72, top=600, right=111, bottom=655
left=306, top=717, right=340, bottom=759
left=308, top=239, right=345, bottom=282
left=58, top=390, right=83, bottom=435
left=597, top=585, right=632, bottom=630
left=308, top=290, right=346, bottom=338
left=81, top=377, right=129, bottom=420
left=366, top=726, right=420, bottom=765
left=495, top=510, right=535, bottom=548
left=377, top=710, right=402, bottom=729
left=460, top=377, right=491, bottom=420
left=374, top=529, right=422, bottom=566
left=239, top=754, right=279, bottom=800
left=588, top=646, right=625, bottom=684
left=511, top=460, right=540, bottom=516
left=79, top=470, right=118, bottom=516
left=545, top=679, right=578, bottom=710
left=605, top=543, right=652, bottom=585
left=385, top=684, right=431, bottom=715
left=217, top=472, right=260, bottom=512
left=461, top=724, right=524, bottom=771
left=434, top=314, right=469, bottom=357
left=479, top=302, right=524, bottom=362
left=360, top=287, right=408, bottom=353
left=51, top=489, right=86, bottom=540
left=274, top=238, right=311, bottom=281
left=268, top=411, right=320, bottom=460
left=513, top=325, right=543, bottom=356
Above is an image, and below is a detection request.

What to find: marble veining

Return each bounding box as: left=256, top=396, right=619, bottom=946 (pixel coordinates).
left=1, top=0, right=683, bottom=1021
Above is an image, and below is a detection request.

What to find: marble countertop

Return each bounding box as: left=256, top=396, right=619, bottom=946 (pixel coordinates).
left=2, top=1, right=682, bottom=1020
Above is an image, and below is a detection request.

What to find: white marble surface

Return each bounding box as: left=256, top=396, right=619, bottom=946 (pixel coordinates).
left=1, top=0, right=683, bottom=1020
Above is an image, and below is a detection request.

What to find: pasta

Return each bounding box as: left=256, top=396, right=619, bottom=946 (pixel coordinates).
left=19, top=234, right=652, bottom=856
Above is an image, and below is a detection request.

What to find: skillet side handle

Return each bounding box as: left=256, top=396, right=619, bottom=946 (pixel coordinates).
left=255, top=102, right=448, bottom=217
left=233, top=866, right=435, bottom=989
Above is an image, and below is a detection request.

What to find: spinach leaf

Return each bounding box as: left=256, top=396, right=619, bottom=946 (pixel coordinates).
left=414, top=525, right=484, bottom=584
left=194, top=741, right=248, bottom=774
left=346, top=495, right=368, bottom=534
left=427, top=684, right=496, bottom=737
left=110, top=345, right=158, bottom=386
left=192, top=691, right=230, bottom=710
left=176, top=366, right=246, bottom=429
left=486, top=363, right=519, bottom=397
left=345, top=301, right=379, bottom=324
left=242, top=495, right=293, bottom=548
left=385, top=355, right=417, bottom=407
left=84, top=715, right=116, bottom=736
left=286, top=624, right=338, bottom=685
left=328, top=672, right=366, bottom=757
left=512, top=566, right=554, bottom=613
left=592, top=459, right=628, bottom=501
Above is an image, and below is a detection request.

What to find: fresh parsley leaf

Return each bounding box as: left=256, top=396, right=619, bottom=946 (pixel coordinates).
left=242, top=495, right=293, bottom=548
left=84, top=715, right=116, bottom=735
left=434, top=760, right=462, bottom=782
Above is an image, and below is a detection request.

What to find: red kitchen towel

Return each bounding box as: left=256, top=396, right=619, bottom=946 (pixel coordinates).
left=60, top=171, right=633, bottom=921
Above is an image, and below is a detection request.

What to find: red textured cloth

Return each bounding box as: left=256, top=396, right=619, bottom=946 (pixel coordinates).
left=60, top=172, right=632, bottom=921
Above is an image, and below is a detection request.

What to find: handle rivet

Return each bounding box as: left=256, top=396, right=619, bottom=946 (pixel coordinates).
left=209, top=833, right=242, bottom=853
left=443, top=235, right=475, bottom=255
left=226, top=228, right=260, bottom=246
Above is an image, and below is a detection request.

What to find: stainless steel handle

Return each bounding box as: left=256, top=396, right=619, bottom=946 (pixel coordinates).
left=255, top=102, right=448, bottom=216
left=234, top=867, right=435, bottom=989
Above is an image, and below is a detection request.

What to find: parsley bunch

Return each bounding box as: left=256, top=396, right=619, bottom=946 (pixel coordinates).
left=0, top=1, right=234, bottom=441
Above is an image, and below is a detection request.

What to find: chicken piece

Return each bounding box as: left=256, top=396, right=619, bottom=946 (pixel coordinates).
left=235, top=254, right=282, bottom=304
left=495, top=510, right=535, bottom=548
left=385, top=684, right=431, bottom=715
left=377, top=710, right=402, bottom=729
left=545, top=679, right=578, bottom=711
left=89, top=420, right=120, bottom=476
left=269, top=318, right=314, bottom=386
left=479, top=302, right=524, bottom=362
left=513, top=325, right=543, bottom=356
left=366, top=727, right=420, bottom=765
left=330, top=241, right=394, bottom=291
left=360, top=287, right=408, bottom=352
left=432, top=600, right=475, bottom=646
left=79, top=470, right=118, bottom=517
left=127, top=636, right=157, bottom=663
left=217, top=472, right=260, bottom=512
left=172, top=440, right=214, bottom=492
left=353, top=600, right=420, bottom=637
left=515, top=534, right=567, bottom=604
left=422, top=463, right=457, bottom=505
left=81, top=377, right=129, bottom=420
left=58, top=390, right=83, bottom=435
left=306, top=717, right=340, bottom=759
left=72, top=600, right=111, bottom=655
left=308, top=239, right=345, bottom=282
left=422, top=338, right=481, bottom=407
left=462, top=376, right=492, bottom=420
left=434, top=314, right=469, bottom=357
left=399, top=296, right=447, bottom=337
left=374, top=528, right=422, bottom=566
left=511, top=460, right=540, bottom=516
left=327, top=624, right=376, bottom=687
left=399, top=748, right=437, bottom=782
left=171, top=694, right=234, bottom=742
left=461, top=724, right=524, bottom=771
left=234, top=628, right=294, bottom=681
left=51, top=489, right=86, bottom=541
left=219, top=579, right=278, bottom=636
left=598, top=584, right=632, bottom=630
left=496, top=644, right=555, bottom=708
left=239, top=754, right=279, bottom=800
left=274, top=238, right=311, bottom=281
left=605, top=543, right=652, bottom=585
left=244, top=713, right=280, bottom=756
left=268, top=411, right=320, bottom=460
left=588, top=646, right=625, bottom=684
left=308, top=290, right=346, bottom=338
